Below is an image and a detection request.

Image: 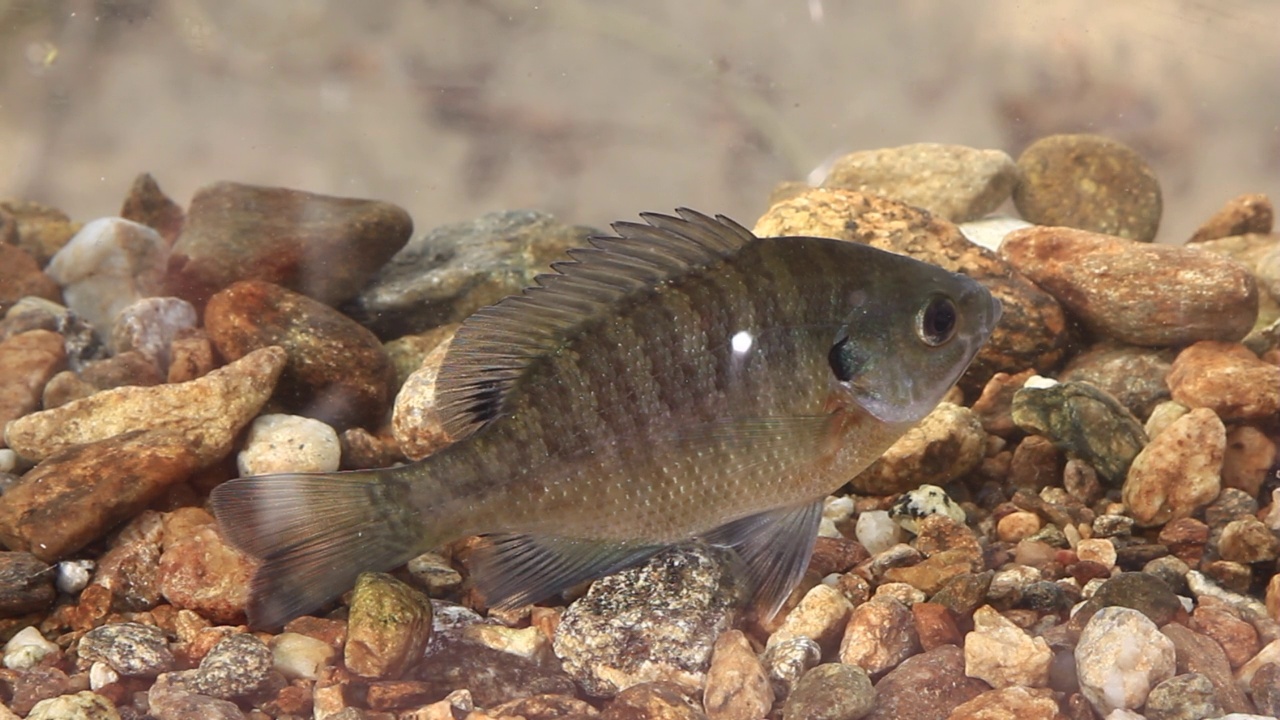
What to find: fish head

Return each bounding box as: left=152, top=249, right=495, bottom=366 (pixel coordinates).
left=828, top=257, right=1001, bottom=425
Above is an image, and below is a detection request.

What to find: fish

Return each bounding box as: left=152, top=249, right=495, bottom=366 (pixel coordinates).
left=211, top=208, right=1002, bottom=628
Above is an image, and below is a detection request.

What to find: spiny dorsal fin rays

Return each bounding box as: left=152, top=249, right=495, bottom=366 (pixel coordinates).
left=434, top=209, right=760, bottom=438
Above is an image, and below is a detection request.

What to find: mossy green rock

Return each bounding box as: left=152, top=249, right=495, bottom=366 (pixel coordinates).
left=344, top=572, right=433, bottom=679
left=1012, top=381, right=1147, bottom=485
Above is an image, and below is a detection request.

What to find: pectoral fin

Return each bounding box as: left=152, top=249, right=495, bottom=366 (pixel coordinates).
left=702, top=499, right=824, bottom=619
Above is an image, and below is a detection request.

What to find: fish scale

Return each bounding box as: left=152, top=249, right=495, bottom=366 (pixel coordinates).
left=212, top=208, right=1001, bottom=627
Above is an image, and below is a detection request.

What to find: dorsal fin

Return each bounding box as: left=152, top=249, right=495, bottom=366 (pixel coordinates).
left=433, top=208, right=758, bottom=437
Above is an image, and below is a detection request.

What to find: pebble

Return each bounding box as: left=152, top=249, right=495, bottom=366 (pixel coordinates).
left=489, top=693, right=596, bottom=720
left=889, top=484, right=966, bottom=535
left=996, top=511, right=1042, bottom=543
left=958, top=215, right=1033, bottom=252
left=1073, top=573, right=1183, bottom=632
left=0, top=199, right=79, bottom=266
left=1191, top=601, right=1259, bottom=669
left=391, top=327, right=463, bottom=459
left=3, top=625, right=58, bottom=670
left=147, top=670, right=246, bottom=720
left=4, top=344, right=285, bottom=465
left=108, top=296, right=198, bottom=373
left=781, top=662, right=874, bottom=720
left=1167, top=341, right=1280, bottom=422
left=0, top=329, right=67, bottom=440
left=79, top=622, right=176, bottom=677
left=861, top=645, right=988, bottom=720
left=768, top=583, right=853, bottom=655
left=946, top=687, right=1060, bottom=720
left=405, top=551, right=464, bottom=596
left=1259, top=242, right=1280, bottom=303
left=412, top=639, right=576, bottom=706
left=461, top=624, right=549, bottom=662
left=1012, top=133, right=1163, bottom=242
left=964, top=605, right=1051, bottom=688
left=1058, top=342, right=1176, bottom=419
left=0, top=241, right=60, bottom=316
left=88, top=662, right=118, bottom=691
left=1122, top=408, right=1225, bottom=527
left=818, top=143, right=1019, bottom=223
left=602, top=682, right=707, bottom=720
left=1012, top=380, right=1147, bottom=484
left=168, top=181, right=412, bottom=308
left=0, top=551, right=54, bottom=616
left=970, top=369, right=1037, bottom=437
left=1144, top=672, right=1222, bottom=720
left=0, top=430, right=203, bottom=561
left=1001, top=225, right=1258, bottom=345
left=553, top=545, right=746, bottom=697
left=345, top=572, right=434, bottom=679
left=270, top=631, right=335, bottom=680
left=1249, top=661, right=1280, bottom=717
left=1218, top=516, right=1279, bottom=565
left=119, top=172, right=184, bottom=244
left=1006, top=435, right=1062, bottom=491
left=205, top=280, right=393, bottom=430
left=156, top=508, right=254, bottom=624
left=837, top=597, right=919, bottom=676
left=1075, top=607, right=1176, bottom=714
left=760, top=636, right=820, bottom=701
left=236, top=413, right=342, bottom=476
left=25, top=691, right=121, bottom=720
left=350, top=209, right=587, bottom=338
left=911, top=601, right=962, bottom=650
left=753, top=188, right=1071, bottom=387
left=1161, top=623, right=1253, bottom=715
left=92, top=511, right=163, bottom=611
left=1188, top=193, right=1273, bottom=243
left=45, top=217, right=168, bottom=345
left=931, top=571, right=993, bottom=617
left=1238, top=640, right=1280, bottom=703
left=1222, top=426, right=1277, bottom=497
left=1075, top=538, right=1117, bottom=568
left=854, top=511, right=901, bottom=556
left=1145, top=400, right=1190, bottom=439
left=192, top=632, right=273, bottom=699
left=702, top=630, right=773, bottom=720
left=852, top=403, right=985, bottom=494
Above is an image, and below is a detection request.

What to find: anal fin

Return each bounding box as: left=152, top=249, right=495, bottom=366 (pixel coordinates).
left=469, top=534, right=664, bottom=609
left=702, top=499, right=824, bottom=620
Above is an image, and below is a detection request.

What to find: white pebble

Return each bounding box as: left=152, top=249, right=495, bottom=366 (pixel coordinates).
left=89, top=660, right=120, bottom=690
left=890, top=484, right=966, bottom=534
left=270, top=632, right=335, bottom=680
left=1023, top=375, right=1059, bottom=389
left=237, top=413, right=342, bottom=476
left=959, top=215, right=1033, bottom=252
left=855, top=510, right=901, bottom=555
left=56, top=559, right=95, bottom=595
left=3, top=626, right=58, bottom=670
left=817, top=517, right=841, bottom=538
left=0, top=448, right=15, bottom=473
left=822, top=495, right=855, bottom=523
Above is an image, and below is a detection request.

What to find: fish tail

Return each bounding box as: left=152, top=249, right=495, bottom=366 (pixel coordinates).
left=210, top=469, right=430, bottom=629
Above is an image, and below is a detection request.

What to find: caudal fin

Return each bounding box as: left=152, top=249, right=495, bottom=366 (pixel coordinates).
left=210, top=471, right=426, bottom=629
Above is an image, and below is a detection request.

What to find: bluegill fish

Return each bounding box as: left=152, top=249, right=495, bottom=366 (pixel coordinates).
left=211, top=209, right=1001, bottom=628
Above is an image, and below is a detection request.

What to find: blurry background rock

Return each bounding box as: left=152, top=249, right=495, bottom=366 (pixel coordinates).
left=0, top=1, right=1276, bottom=241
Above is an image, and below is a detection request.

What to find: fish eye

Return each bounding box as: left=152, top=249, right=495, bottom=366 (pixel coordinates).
left=828, top=335, right=864, bottom=383
left=917, top=295, right=958, bottom=347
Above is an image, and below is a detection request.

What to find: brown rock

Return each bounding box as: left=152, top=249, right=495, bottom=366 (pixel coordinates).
left=93, top=511, right=164, bottom=612
left=754, top=188, right=1071, bottom=388
left=1161, top=622, right=1254, bottom=715
left=1159, top=517, right=1210, bottom=566
left=995, top=511, right=1042, bottom=543
left=205, top=281, right=392, bottom=430
left=0, top=551, right=54, bottom=617
left=7, top=665, right=74, bottom=717
left=702, top=630, right=773, bottom=720
left=0, top=199, right=79, bottom=266
left=970, top=369, right=1036, bottom=437
left=392, top=327, right=462, bottom=460
left=1059, top=342, right=1175, bottom=419
left=0, top=243, right=60, bottom=316
left=864, top=645, right=990, bottom=720
left=490, top=694, right=599, bottom=720
left=1189, top=193, right=1274, bottom=243
left=819, top=143, right=1018, bottom=223
left=883, top=549, right=974, bottom=596
left=1007, top=436, right=1062, bottom=492
left=4, top=345, right=285, bottom=465
left=602, top=682, right=707, bottom=720
left=1217, top=516, right=1279, bottom=564
left=166, top=181, right=412, bottom=307
left=838, top=597, right=920, bottom=676
left=366, top=680, right=437, bottom=711
left=1167, top=341, right=1280, bottom=422
left=0, top=430, right=201, bottom=561
left=768, top=584, right=853, bottom=656
left=80, top=350, right=165, bottom=390
left=156, top=508, right=254, bottom=625
left=945, top=686, right=1059, bottom=720
left=1001, top=226, right=1258, bottom=345
left=1269, top=574, right=1280, bottom=623
left=1013, top=133, right=1162, bottom=242
left=1251, top=662, right=1280, bottom=718
left=852, top=403, right=986, bottom=495
left=120, top=173, right=184, bottom=245
left=1222, top=426, right=1277, bottom=497
left=912, top=602, right=962, bottom=650
left=0, top=329, right=66, bottom=444
left=1191, top=601, right=1260, bottom=669
left=1122, top=408, right=1225, bottom=527
left=167, top=332, right=215, bottom=383
left=40, top=370, right=95, bottom=409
